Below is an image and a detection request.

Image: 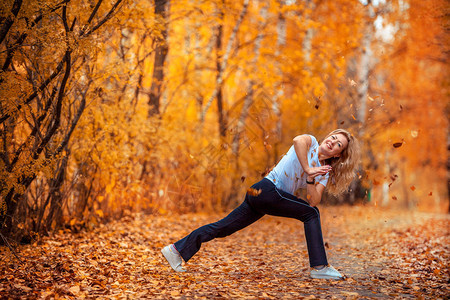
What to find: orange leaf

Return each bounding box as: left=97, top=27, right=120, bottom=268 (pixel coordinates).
left=410, top=186, right=416, bottom=191
left=247, top=188, right=262, bottom=196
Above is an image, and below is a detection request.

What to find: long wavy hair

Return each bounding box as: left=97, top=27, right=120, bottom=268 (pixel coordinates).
left=322, top=129, right=360, bottom=196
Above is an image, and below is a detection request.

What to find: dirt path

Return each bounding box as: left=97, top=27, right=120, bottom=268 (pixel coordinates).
left=1, top=206, right=448, bottom=299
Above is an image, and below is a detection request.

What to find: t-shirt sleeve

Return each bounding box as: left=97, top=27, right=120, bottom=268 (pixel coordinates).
left=317, top=174, right=329, bottom=187
left=308, top=135, right=318, bottom=149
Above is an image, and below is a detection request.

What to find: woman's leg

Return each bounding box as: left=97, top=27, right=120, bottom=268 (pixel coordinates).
left=248, top=179, right=328, bottom=267
left=174, top=199, right=264, bottom=262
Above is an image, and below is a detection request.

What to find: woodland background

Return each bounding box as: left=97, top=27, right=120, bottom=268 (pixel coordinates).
left=0, top=0, right=449, bottom=243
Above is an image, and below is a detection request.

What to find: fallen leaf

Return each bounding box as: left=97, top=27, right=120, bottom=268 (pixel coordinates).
left=69, top=285, right=80, bottom=295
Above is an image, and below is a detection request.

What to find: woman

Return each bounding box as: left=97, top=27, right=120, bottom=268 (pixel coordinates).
left=162, top=129, right=360, bottom=279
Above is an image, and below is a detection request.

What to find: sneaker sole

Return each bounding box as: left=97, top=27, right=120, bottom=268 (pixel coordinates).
left=311, top=274, right=343, bottom=280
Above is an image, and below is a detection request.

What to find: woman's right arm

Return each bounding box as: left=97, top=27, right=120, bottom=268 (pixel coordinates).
left=293, top=135, right=331, bottom=177
left=293, top=135, right=313, bottom=174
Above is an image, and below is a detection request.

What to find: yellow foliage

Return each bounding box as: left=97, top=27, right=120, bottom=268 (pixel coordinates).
left=1, top=0, right=448, bottom=240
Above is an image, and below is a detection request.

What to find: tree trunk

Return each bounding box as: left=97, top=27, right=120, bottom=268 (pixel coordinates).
left=148, top=0, right=169, bottom=116
left=43, top=154, right=69, bottom=232
left=215, top=6, right=227, bottom=138
left=231, top=4, right=266, bottom=157
left=201, top=0, right=250, bottom=122
left=271, top=1, right=286, bottom=163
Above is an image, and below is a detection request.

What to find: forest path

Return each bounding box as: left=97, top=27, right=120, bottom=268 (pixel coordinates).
left=1, top=205, right=448, bottom=299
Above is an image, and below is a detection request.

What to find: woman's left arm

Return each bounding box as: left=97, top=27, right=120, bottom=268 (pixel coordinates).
left=306, top=182, right=326, bottom=207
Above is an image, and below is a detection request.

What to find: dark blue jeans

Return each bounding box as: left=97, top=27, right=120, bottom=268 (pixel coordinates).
left=174, top=178, right=328, bottom=267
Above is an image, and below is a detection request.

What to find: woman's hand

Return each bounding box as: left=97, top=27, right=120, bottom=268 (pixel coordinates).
left=305, top=166, right=330, bottom=207
left=305, top=165, right=332, bottom=178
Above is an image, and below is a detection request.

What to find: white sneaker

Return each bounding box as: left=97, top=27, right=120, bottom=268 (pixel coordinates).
left=310, top=265, right=343, bottom=279
left=161, top=244, right=186, bottom=272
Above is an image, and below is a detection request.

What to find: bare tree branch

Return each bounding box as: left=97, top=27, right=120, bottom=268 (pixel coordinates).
left=82, top=0, right=123, bottom=37
left=0, top=0, right=22, bottom=45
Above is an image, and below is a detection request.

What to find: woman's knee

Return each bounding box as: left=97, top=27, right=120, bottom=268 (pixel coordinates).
left=303, top=207, right=320, bottom=222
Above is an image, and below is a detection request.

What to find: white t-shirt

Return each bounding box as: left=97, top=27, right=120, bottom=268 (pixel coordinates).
left=265, top=135, right=329, bottom=195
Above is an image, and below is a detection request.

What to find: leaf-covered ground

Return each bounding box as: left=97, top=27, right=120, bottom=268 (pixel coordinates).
left=1, top=206, right=449, bottom=299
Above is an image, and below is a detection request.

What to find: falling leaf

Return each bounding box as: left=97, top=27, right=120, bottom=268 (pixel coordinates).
left=247, top=188, right=262, bottom=196
left=392, top=196, right=398, bottom=200
left=411, top=130, right=418, bottom=138
left=428, top=192, right=433, bottom=196
left=349, top=79, right=357, bottom=86
left=393, top=142, right=403, bottom=148
left=410, top=186, right=416, bottom=191
left=240, top=176, right=246, bottom=183
left=351, top=114, right=356, bottom=120
left=340, top=121, right=345, bottom=125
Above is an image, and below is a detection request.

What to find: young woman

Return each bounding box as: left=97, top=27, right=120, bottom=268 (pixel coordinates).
left=162, top=129, right=360, bottom=279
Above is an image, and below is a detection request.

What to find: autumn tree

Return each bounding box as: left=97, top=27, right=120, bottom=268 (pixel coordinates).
left=0, top=0, right=123, bottom=240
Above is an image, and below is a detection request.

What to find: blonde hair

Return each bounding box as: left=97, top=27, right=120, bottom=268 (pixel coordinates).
left=322, top=129, right=360, bottom=196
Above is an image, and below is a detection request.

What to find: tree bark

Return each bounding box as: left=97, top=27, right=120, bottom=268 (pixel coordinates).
left=215, top=2, right=227, bottom=137
left=271, top=0, right=286, bottom=162
left=148, top=0, right=169, bottom=116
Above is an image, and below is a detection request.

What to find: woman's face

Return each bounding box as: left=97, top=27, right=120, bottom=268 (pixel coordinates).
left=320, top=133, right=349, bottom=158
